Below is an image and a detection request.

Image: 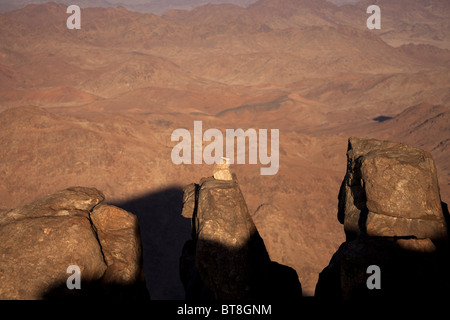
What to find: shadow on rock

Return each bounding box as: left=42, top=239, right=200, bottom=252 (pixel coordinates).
left=316, top=137, right=450, bottom=301
left=315, top=235, right=450, bottom=300
left=179, top=173, right=302, bottom=300
left=180, top=236, right=303, bottom=301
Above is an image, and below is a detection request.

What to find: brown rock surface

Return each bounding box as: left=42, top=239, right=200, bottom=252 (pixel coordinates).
left=316, top=137, right=450, bottom=300
left=90, top=204, right=143, bottom=285
left=0, top=186, right=105, bottom=226
left=0, top=187, right=107, bottom=299
left=338, top=137, right=447, bottom=241
left=195, top=177, right=259, bottom=299
left=0, top=187, right=146, bottom=300
left=181, top=183, right=197, bottom=219
left=180, top=175, right=302, bottom=300
left=0, top=216, right=106, bottom=300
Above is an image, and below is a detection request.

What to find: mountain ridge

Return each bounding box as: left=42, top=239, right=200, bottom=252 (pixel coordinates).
left=0, top=0, right=448, bottom=297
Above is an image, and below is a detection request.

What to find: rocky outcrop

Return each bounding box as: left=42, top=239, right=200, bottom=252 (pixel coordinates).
left=337, top=137, right=447, bottom=241
left=316, top=137, right=450, bottom=300
left=180, top=173, right=302, bottom=300
left=0, top=187, right=147, bottom=300
left=90, top=204, right=143, bottom=286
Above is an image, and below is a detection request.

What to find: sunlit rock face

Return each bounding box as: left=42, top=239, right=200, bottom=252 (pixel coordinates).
left=316, top=137, right=450, bottom=300
left=180, top=173, right=302, bottom=300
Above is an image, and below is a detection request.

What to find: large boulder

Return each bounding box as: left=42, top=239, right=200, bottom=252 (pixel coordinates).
left=0, top=186, right=105, bottom=226
left=0, top=212, right=107, bottom=300
left=195, top=177, right=263, bottom=300
left=0, top=187, right=147, bottom=300
left=180, top=174, right=302, bottom=300
left=316, top=138, right=450, bottom=300
left=338, top=137, right=447, bottom=241
left=90, top=204, right=144, bottom=286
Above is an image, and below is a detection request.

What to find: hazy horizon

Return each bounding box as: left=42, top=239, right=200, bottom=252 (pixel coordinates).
left=0, top=0, right=362, bottom=14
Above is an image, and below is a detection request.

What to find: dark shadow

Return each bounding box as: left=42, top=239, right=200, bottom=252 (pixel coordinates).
left=337, top=155, right=368, bottom=241
left=180, top=239, right=215, bottom=300
left=372, top=115, right=393, bottom=122
left=442, top=201, right=450, bottom=242
left=111, top=187, right=191, bottom=300
left=180, top=237, right=303, bottom=301
left=357, top=206, right=369, bottom=238
left=323, top=188, right=450, bottom=300
left=43, top=280, right=150, bottom=301
left=315, top=234, right=450, bottom=301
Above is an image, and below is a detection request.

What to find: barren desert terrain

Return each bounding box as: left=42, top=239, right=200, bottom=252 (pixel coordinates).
left=0, top=0, right=449, bottom=297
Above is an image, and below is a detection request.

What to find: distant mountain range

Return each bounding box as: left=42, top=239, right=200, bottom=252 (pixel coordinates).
left=0, top=0, right=362, bottom=14
left=0, top=0, right=257, bottom=14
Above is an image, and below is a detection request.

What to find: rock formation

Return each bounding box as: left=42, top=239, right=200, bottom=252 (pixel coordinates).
left=212, top=157, right=233, bottom=181
left=315, top=137, right=450, bottom=300
left=3, top=137, right=449, bottom=301
left=180, top=171, right=302, bottom=300
left=0, top=187, right=148, bottom=300
left=337, top=137, right=447, bottom=241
